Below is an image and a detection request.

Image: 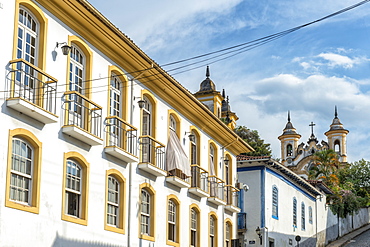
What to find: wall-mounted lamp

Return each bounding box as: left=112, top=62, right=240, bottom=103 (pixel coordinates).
left=134, top=96, right=146, bottom=109
left=224, top=157, right=230, bottom=166
left=256, top=227, right=262, bottom=245
left=56, top=42, right=72, bottom=56
left=185, top=131, right=195, bottom=142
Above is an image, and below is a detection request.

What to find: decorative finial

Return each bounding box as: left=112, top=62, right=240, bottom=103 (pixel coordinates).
left=206, top=66, right=210, bottom=78
left=288, top=111, right=291, bottom=122
left=222, top=89, right=226, bottom=98
left=335, top=106, right=338, bottom=118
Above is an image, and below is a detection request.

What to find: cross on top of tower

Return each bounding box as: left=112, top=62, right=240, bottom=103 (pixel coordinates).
left=309, top=121, right=316, bottom=137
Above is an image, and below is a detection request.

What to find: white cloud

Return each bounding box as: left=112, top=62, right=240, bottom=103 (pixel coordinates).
left=318, top=53, right=356, bottom=68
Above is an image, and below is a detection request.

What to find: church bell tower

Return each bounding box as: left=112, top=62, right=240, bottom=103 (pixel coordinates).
left=278, top=112, right=301, bottom=166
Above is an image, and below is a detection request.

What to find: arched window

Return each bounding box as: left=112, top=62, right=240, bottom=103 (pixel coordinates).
left=141, top=189, right=151, bottom=235
left=334, top=140, right=340, bottom=153
left=190, top=130, right=198, bottom=165
left=209, top=142, right=218, bottom=176
left=16, top=7, right=39, bottom=102
left=110, top=72, right=122, bottom=117
left=190, top=207, right=200, bottom=247
left=272, top=186, right=278, bottom=219
left=301, top=202, right=306, bottom=230
left=309, top=206, right=313, bottom=224
left=224, top=154, right=231, bottom=185
left=168, top=199, right=177, bottom=242
left=65, top=159, right=82, bottom=217
left=10, top=138, right=33, bottom=204
left=6, top=129, right=42, bottom=214
left=209, top=214, right=217, bottom=247
left=105, top=170, right=125, bottom=233
left=169, top=115, right=176, bottom=132
left=62, top=152, right=89, bottom=225
left=287, top=144, right=293, bottom=156
left=167, top=195, right=180, bottom=245
left=225, top=221, right=232, bottom=247
left=293, top=198, right=297, bottom=227
left=142, top=95, right=152, bottom=136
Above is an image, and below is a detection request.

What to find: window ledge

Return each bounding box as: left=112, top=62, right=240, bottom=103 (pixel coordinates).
left=189, top=187, right=210, bottom=197
left=7, top=98, right=58, bottom=124
left=165, top=176, right=190, bottom=188
left=207, top=197, right=226, bottom=206
left=139, top=234, right=155, bottom=242
left=5, top=200, right=39, bottom=214
left=104, top=146, right=138, bottom=163
left=105, top=224, right=125, bottom=234
left=138, top=163, right=167, bottom=177
left=62, top=125, right=103, bottom=146
left=166, top=240, right=180, bottom=247
left=225, top=205, right=241, bottom=213
left=62, top=214, right=87, bottom=226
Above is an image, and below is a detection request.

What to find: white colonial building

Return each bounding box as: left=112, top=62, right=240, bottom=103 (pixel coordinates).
left=237, top=156, right=330, bottom=247
left=0, top=0, right=253, bottom=246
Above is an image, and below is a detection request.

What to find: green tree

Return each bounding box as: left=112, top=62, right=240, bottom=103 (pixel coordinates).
left=308, top=149, right=340, bottom=187
left=234, top=126, right=272, bottom=156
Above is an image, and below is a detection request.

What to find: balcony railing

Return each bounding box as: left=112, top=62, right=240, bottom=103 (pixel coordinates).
left=105, top=116, right=137, bottom=157
left=209, top=175, right=225, bottom=202
left=138, top=136, right=166, bottom=175
left=62, top=91, right=102, bottom=144
left=237, top=212, right=247, bottom=231
left=226, top=185, right=239, bottom=207
left=190, top=165, right=209, bottom=193
left=6, top=59, right=58, bottom=122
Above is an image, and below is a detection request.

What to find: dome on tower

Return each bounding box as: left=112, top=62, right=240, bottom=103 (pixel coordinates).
left=328, top=106, right=346, bottom=131
left=281, top=111, right=299, bottom=136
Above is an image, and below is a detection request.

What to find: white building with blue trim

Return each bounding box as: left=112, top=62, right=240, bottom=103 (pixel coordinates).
left=237, top=156, right=327, bottom=247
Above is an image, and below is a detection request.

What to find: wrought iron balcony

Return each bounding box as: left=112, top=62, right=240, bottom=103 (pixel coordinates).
left=225, top=185, right=241, bottom=213
left=208, top=175, right=226, bottom=206
left=104, top=116, right=138, bottom=163
left=138, top=136, right=166, bottom=176
left=237, top=212, right=247, bottom=231
left=189, top=165, right=210, bottom=197
left=62, top=91, right=103, bottom=145
left=166, top=168, right=190, bottom=188
left=6, top=59, right=58, bottom=123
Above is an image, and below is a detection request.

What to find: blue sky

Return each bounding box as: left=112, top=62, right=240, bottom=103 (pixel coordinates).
left=89, top=0, right=370, bottom=162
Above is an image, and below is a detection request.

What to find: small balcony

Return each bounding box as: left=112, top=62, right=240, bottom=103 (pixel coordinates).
left=62, top=91, right=103, bottom=146
left=189, top=165, right=210, bottom=197
left=166, top=168, right=190, bottom=188
left=207, top=176, right=226, bottom=206
left=6, top=59, right=58, bottom=123
left=138, top=136, right=166, bottom=177
left=225, top=185, right=241, bottom=213
left=237, top=212, right=247, bottom=232
left=104, top=116, right=138, bottom=163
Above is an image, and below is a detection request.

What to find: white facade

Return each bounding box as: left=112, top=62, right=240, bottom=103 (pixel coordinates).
left=0, top=0, right=252, bottom=246
left=237, top=157, right=326, bottom=247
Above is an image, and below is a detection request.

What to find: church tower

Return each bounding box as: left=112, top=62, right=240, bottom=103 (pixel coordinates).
left=324, top=106, right=349, bottom=162
left=193, top=66, right=223, bottom=117
left=194, top=66, right=238, bottom=129
left=278, top=112, right=301, bottom=166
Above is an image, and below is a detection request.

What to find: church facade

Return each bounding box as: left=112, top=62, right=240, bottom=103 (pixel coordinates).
left=278, top=108, right=349, bottom=178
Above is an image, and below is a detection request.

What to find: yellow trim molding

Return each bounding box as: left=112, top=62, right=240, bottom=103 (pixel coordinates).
left=61, top=151, right=89, bottom=225
left=5, top=128, right=42, bottom=214
left=168, top=109, right=181, bottom=139
left=107, top=65, right=129, bottom=120
left=208, top=211, right=218, bottom=247
left=189, top=204, right=201, bottom=247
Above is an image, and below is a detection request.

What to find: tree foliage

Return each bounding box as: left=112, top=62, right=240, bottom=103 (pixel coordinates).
left=309, top=150, right=370, bottom=218
left=234, top=125, right=272, bottom=156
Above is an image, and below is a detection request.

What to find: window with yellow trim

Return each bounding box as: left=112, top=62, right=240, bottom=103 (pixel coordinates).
left=190, top=206, right=200, bottom=247
left=167, top=196, right=180, bottom=246
left=105, top=170, right=125, bottom=233
left=209, top=214, right=217, bottom=247
left=225, top=221, right=232, bottom=247
left=6, top=129, right=42, bottom=214
left=140, top=187, right=154, bottom=238
left=62, top=152, right=89, bottom=225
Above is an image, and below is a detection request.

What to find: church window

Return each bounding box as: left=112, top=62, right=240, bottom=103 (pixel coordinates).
left=334, top=140, right=340, bottom=153
left=301, top=202, right=306, bottom=230
left=309, top=206, right=313, bottom=224
left=272, top=186, right=278, bottom=219
left=287, top=144, right=293, bottom=156
left=293, top=198, right=297, bottom=227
